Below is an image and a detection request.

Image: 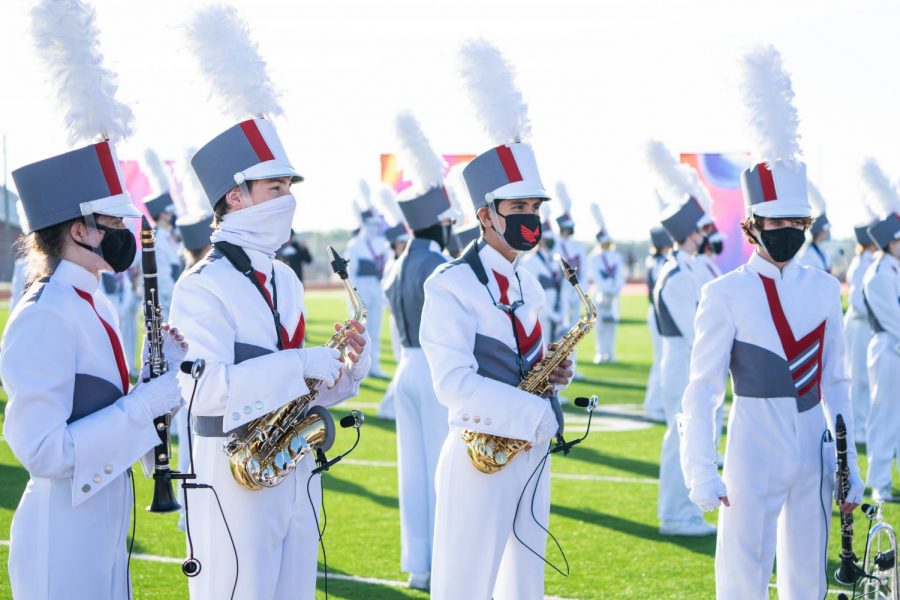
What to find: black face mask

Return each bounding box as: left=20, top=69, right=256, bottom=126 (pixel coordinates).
left=758, top=227, right=805, bottom=262
left=495, top=210, right=542, bottom=252
left=711, top=239, right=724, bottom=255
left=75, top=225, right=137, bottom=273
left=542, top=238, right=556, bottom=251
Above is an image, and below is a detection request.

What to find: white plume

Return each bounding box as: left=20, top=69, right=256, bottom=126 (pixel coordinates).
left=180, top=146, right=211, bottom=219
left=653, top=189, right=668, bottom=214
left=30, top=0, right=134, bottom=145
left=458, top=39, right=531, bottom=145
left=377, top=184, right=405, bottom=226
left=395, top=111, right=447, bottom=191
left=142, top=148, right=170, bottom=195
left=358, top=179, right=372, bottom=207
left=445, top=163, right=474, bottom=226
left=540, top=201, right=551, bottom=223
left=186, top=4, right=282, bottom=120
left=644, top=140, right=712, bottom=210
left=738, top=44, right=803, bottom=164
left=555, top=182, right=573, bottom=214
left=860, top=158, right=900, bottom=217
left=807, top=180, right=827, bottom=216
left=590, top=202, right=606, bottom=231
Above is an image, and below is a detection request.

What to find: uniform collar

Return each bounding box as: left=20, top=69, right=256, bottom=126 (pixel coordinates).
left=245, top=247, right=274, bottom=274
left=53, top=259, right=100, bottom=294
left=674, top=249, right=695, bottom=269
left=881, top=252, right=900, bottom=270
left=409, top=237, right=440, bottom=254
left=747, top=250, right=800, bottom=280
left=478, top=240, right=522, bottom=279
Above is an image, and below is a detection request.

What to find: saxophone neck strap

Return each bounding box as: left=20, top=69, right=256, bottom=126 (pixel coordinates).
left=213, top=241, right=285, bottom=351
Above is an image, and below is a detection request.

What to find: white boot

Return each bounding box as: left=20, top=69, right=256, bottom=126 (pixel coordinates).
left=659, top=518, right=717, bottom=537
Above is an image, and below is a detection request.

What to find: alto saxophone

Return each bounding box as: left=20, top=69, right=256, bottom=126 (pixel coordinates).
left=224, top=246, right=367, bottom=490
left=461, top=258, right=597, bottom=474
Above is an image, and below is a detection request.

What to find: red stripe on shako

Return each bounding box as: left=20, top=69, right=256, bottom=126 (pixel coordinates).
left=496, top=145, right=524, bottom=184
left=757, top=162, right=778, bottom=202
left=94, top=142, right=123, bottom=196
left=240, top=120, right=276, bottom=162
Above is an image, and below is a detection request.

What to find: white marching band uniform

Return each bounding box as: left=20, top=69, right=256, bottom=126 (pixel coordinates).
left=653, top=248, right=708, bottom=530
left=862, top=249, right=900, bottom=499
left=844, top=247, right=874, bottom=439
left=384, top=238, right=450, bottom=580
left=522, top=244, right=566, bottom=348
left=100, top=269, right=139, bottom=374
left=796, top=242, right=831, bottom=272
left=422, top=242, right=558, bottom=599
left=153, top=224, right=181, bottom=313
left=588, top=246, right=625, bottom=362
left=2, top=261, right=176, bottom=600
left=694, top=252, right=723, bottom=287
left=643, top=249, right=668, bottom=421
left=170, top=226, right=367, bottom=600
left=556, top=235, right=586, bottom=372
left=346, top=228, right=389, bottom=377
left=680, top=253, right=860, bottom=599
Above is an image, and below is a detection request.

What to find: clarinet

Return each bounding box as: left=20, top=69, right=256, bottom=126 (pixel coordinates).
left=142, top=218, right=181, bottom=514
left=834, top=414, right=862, bottom=586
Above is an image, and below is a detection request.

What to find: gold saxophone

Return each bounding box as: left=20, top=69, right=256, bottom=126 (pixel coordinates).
left=224, top=246, right=367, bottom=490
left=461, top=257, right=597, bottom=474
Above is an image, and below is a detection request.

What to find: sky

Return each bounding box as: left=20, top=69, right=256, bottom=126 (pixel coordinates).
left=1, top=0, right=898, bottom=241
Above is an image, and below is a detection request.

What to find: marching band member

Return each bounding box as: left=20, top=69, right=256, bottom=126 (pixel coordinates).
left=384, top=110, right=458, bottom=589
left=860, top=158, right=900, bottom=503
left=142, top=149, right=181, bottom=314
left=421, top=40, right=573, bottom=600
left=587, top=202, right=624, bottom=364
left=694, top=226, right=724, bottom=287
left=679, top=45, right=862, bottom=599
left=4, top=2, right=186, bottom=596
left=643, top=223, right=673, bottom=422
left=173, top=7, right=370, bottom=598
left=555, top=182, right=586, bottom=379
left=523, top=203, right=566, bottom=348
left=645, top=139, right=716, bottom=536
left=795, top=181, right=831, bottom=272
left=346, top=180, right=390, bottom=379
left=844, top=188, right=879, bottom=441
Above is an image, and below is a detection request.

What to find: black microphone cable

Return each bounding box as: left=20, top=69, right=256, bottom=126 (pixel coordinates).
left=126, top=467, right=136, bottom=600
left=306, top=409, right=365, bottom=600
left=176, top=359, right=240, bottom=600
left=512, top=396, right=598, bottom=578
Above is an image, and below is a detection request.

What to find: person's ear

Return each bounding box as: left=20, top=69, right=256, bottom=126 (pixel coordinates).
left=476, top=206, right=493, bottom=229
left=225, top=186, right=243, bottom=210
left=69, top=220, right=88, bottom=243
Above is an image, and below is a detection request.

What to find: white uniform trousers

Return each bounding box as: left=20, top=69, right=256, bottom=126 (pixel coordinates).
left=643, top=304, right=664, bottom=417
left=378, top=316, right=402, bottom=418
left=187, top=435, right=322, bottom=600
left=430, top=434, right=550, bottom=600
left=354, top=278, right=384, bottom=375
left=394, top=348, right=449, bottom=574
left=594, top=295, right=620, bottom=361
left=716, top=399, right=834, bottom=599
left=865, top=332, right=900, bottom=496
left=9, top=473, right=132, bottom=600
left=658, top=336, right=704, bottom=524
left=845, top=315, right=872, bottom=440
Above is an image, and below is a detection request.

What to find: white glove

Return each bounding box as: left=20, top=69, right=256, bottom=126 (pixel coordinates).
left=129, top=371, right=184, bottom=419
left=689, top=476, right=728, bottom=512
left=839, top=471, right=865, bottom=507
left=140, top=325, right=188, bottom=376
left=297, top=347, right=343, bottom=387
left=535, top=403, right=561, bottom=446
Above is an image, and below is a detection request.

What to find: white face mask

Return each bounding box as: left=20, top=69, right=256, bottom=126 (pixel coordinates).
left=211, top=193, right=297, bottom=256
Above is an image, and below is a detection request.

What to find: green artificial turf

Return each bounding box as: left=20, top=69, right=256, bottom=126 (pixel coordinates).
left=0, top=294, right=895, bottom=599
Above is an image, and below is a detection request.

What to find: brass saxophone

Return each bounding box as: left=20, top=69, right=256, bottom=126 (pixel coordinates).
left=224, top=246, right=367, bottom=490
left=461, top=258, right=597, bottom=474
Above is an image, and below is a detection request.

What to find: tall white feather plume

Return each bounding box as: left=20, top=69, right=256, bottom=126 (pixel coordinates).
left=445, top=163, right=474, bottom=226
left=807, top=180, right=827, bottom=216
left=30, top=0, right=134, bottom=144
left=186, top=5, right=282, bottom=120
left=180, top=146, right=212, bottom=220
left=142, top=148, right=170, bottom=195
left=358, top=179, right=372, bottom=208
left=738, top=44, right=802, bottom=164
left=653, top=189, right=668, bottom=214
left=644, top=140, right=711, bottom=210
left=683, top=167, right=714, bottom=213
left=395, top=111, right=447, bottom=191
left=555, top=182, right=573, bottom=215
left=590, top=202, right=606, bottom=232
left=377, top=184, right=405, bottom=226
left=540, top=201, right=551, bottom=223
left=860, top=158, right=900, bottom=217
left=458, top=39, right=531, bottom=145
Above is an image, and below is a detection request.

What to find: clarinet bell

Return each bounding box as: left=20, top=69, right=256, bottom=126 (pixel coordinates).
left=147, top=470, right=181, bottom=513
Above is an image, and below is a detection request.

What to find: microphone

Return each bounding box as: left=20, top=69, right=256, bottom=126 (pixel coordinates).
left=340, top=410, right=364, bottom=429
left=550, top=394, right=599, bottom=455
left=861, top=503, right=877, bottom=519
left=180, top=359, right=206, bottom=380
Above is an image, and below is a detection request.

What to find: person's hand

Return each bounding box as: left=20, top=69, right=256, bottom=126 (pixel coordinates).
left=838, top=472, right=864, bottom=514
left=342, top=320, right=371, bottom=380
left=130, top=371, right=183, bottom=419
left=689, top=476, right=730, bottom=512
left=297, top=347, right=343, bottom=387
left=547, top=344, right=573, bottom=387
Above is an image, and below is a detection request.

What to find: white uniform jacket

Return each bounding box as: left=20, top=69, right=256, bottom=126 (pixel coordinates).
left=346, top=231, right=390, bottom=283
left=653, top=250, right=700, bottom=345
left=680, top=252, right=858, bottom=491
left=796, top=242, right=831, bottom=272
left=863, top=252, right=900, bottom=346
left=846, top=250, right=874, bottom=323
left=694, top=254, right=723, bottom=288
left=522, top=248, right=566, bottom=342
left=1, top=260, right=161, bottom=599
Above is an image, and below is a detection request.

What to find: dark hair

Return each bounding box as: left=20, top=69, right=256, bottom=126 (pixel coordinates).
left=212, top=181, right=257, bottom=227
left=740, top=215, right=812, bottom=245
left=16, top=217, right=83, bottom=280
left=413, top=223, right=447, bottom=249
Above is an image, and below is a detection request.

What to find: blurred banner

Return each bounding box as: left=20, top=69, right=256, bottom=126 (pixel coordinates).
left=681, top=153, right=752, bottom=273
left=120, top=159, right=184, bottom=224
left=380, top=153, right=475, bottom=193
